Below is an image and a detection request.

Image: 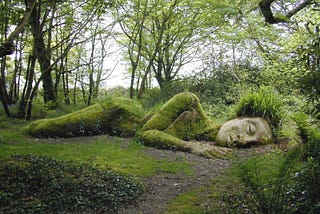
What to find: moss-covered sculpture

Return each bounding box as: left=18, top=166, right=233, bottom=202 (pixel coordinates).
left=25, top=97, right=144, bottom=138
left=137, top=92, right=233, bottom=158
left=25, top=92, right=277, bottom=159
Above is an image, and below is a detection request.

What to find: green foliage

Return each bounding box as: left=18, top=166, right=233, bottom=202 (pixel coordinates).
left=0, top=155, right=142, bottom=213
left=236, top=150, right=301, bottom=213
left=105, top=86, right=130, bottom=98
left=286, top=118, right=320, bottom=212
left=201, top=100, right=235, bottom=123
left=298, top=71, right=320, bottom=122
left=140, top=81, right=187, bottom=110
left=289, top=141, right=320, bottom=213
left=235, top=86, right=284, bottom=128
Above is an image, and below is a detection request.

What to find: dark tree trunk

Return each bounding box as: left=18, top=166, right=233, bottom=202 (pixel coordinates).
left=17, top=51, right=36, bottom=118
left=29, top=0, right=56, bottom=104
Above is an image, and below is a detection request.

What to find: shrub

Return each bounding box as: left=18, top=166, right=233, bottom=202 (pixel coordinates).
left=287, top=121, right=320, bottom=213
left=235, top=86, right=284, bottom=128
left=236, top=150, right=301, bottom=213
left=0, top=155, right=142, bottom=213
left=140, top=81, right=188, bottom=110
left=289, top=142, right=320, bottom=213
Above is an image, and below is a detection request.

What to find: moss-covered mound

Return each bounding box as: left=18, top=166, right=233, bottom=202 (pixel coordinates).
left=26, top=97, right=144, bottom=138
left=0, top=155, right=142, bottom=213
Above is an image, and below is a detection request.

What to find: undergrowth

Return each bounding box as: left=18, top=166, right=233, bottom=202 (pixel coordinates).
left=0, top=155, right=142, bottom=213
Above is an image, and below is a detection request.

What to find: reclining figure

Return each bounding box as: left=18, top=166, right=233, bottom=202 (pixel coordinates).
left=26, top=92, right=273, bottom=159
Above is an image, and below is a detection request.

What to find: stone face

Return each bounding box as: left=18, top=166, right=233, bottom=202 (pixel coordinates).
left=215, top=117, right=273, bottom=148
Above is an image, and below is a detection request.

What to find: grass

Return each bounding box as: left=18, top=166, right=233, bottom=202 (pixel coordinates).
left=165, top=168, right=253, bottom=214
left=0, top=122, right=191, bottom=177
left=235, top=86, right=284, bottom=128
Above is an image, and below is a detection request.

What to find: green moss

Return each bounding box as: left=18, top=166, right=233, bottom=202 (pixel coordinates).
left=140, top=92, right=219, bottom=140
left=140, top=92, right=200, bottom=132
left=25, top=97, right=144, bottom=138
left=277, top=116, right=302, bottom=148
left=140, top=130, right=191, bottom=152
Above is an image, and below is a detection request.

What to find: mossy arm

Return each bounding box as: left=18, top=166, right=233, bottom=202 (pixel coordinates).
left=25, top=97, right=144, bottom=138
left=139, top=130, right=191, bottom=152
left=139, top=130, right=233, bottom=159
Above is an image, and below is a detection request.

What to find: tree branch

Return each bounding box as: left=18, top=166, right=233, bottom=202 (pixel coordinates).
left=259, top=0, right=313, bottom=24
left=0, top=0, right=36, bottom=57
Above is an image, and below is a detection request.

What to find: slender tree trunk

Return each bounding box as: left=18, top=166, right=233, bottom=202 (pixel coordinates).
left=62, top=55, right=70, bottom=105
left=17, top=51, right=36, bottom=118
left=73, top=73, right=78, bottom=104
left=9, top=40, right=19, bottom=104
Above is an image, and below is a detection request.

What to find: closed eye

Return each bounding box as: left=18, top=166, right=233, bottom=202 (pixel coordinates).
left=247, top=124, right=256, bottom=135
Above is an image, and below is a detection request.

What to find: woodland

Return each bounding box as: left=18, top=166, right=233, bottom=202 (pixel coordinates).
left=0, top=0, right=320, bottom=213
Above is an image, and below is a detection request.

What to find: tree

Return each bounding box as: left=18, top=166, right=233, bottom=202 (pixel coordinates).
left=115, top=0, right=201, bottom=98
left=1, top=0, right=114, bottom=119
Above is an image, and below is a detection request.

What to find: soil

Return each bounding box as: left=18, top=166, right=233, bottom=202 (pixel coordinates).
left=36, top=135, right=279, bottom=214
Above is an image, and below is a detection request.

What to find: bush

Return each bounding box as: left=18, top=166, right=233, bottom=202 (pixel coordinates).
left=140, top=81, right=188, bottom=109
left=289, top=141, right=320, bottom=213
left=235, top=86, right=284, bottom=128
left=236, top=150, right=302, bottom=213
left=287, top=121, right=320, bottom=213
left=0, top=155, right=142, bottom=213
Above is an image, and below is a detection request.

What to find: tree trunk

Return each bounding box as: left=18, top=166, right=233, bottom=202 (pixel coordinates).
left=17, top=51, right=36, bottom=118
left=29, top=0, right=56, bottom=104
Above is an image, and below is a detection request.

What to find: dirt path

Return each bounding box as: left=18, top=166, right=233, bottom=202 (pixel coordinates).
left=118, top=147, right=232, bottom=214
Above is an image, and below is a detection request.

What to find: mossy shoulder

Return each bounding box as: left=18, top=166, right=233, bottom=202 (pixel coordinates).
left=140, top=92, right=200, bottom=132
left=25, top=97, right=144, bottom=138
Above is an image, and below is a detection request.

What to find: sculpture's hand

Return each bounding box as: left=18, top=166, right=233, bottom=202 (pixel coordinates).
left=186, top=141, right=233, bottom=159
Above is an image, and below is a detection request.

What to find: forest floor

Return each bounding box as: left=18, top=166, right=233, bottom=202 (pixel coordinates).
left=117, top=143, right=274, bottom=214
left=34, top=136, right=276, bottom=214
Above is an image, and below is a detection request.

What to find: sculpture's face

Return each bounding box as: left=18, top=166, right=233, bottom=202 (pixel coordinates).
left=215, top=117, right=273, bottom=148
